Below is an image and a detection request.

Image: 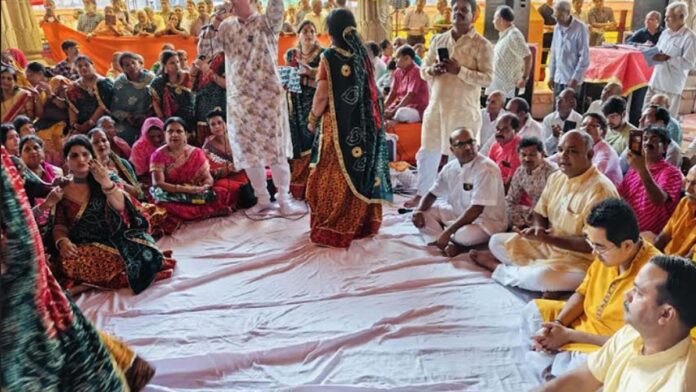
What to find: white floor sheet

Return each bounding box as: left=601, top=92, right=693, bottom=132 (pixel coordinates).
left=75, top=199, right=540, bottom=391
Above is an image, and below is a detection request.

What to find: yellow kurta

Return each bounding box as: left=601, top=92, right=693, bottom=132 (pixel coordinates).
left=505, top=166, right=619, bottom=271
left=588, top=325, right=696, bottom=392
left=420, top=28, right=493, bottom=153
left=534, top=242, right=662, bottom=353
left=662, top=197, right=696, bottom=257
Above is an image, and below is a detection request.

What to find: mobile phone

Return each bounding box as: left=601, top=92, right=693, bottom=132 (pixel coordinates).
left=437, top=47, right=449, bottom=62
left=563, top=120, right=577, bottom=133
left=629, top=129, right=643, bottom=155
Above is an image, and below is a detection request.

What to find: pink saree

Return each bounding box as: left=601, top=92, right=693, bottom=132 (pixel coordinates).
left=149, top=145, right=231, bottom=221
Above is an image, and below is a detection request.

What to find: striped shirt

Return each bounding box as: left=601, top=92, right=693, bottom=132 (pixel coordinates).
left=618, top=159, right=683, bottom=234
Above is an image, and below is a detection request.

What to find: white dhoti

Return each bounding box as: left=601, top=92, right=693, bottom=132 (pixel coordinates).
left=489, top=233, right=587, bottom=292
left=418, top=201, right=491, bottom=247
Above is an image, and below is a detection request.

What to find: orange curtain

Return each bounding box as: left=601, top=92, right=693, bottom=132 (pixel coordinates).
left=41, top=22, right=331, bottom=75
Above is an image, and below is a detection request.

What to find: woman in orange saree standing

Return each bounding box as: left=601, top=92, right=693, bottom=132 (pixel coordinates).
left=305, top=9, right=392, bottom=248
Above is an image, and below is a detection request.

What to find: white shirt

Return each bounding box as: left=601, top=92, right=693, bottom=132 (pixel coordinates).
left=649, top=25, right=696, bottom=95
left=421, top=29, right=494, bottom=153
left=479, top=108, right=506, bottom=155
left=429, top=154, right=508, bottom=235
left=687, top=138, right=696, bottom=160
left=542, top=110, right=583, bottom=154
left=372, top=57, right=387, bottom=84
left=518, top=117, right=543, bottom=140
left=404, top=9, right=429, bottom=36
left=487, top=26, right=531, bottom=98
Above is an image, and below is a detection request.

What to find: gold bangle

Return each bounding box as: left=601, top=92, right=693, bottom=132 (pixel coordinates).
left=308, top=112, right=318, bottom=125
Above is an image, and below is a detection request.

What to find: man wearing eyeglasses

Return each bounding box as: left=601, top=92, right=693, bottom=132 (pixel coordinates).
left=536, top=255, right=696, bottom=392
left=411, top=127, right=507, bottom=257
left=470, top=131, right=619, bottom=293
left=651, top=165, right=696, bottom=259
left=520, top=198, right=661, bottom=379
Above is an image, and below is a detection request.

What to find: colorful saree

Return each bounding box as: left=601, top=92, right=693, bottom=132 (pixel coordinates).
left=104, top=151, right=172, bottom=237
left=150, top=144, right=231, bottom=221
left=53, top=177, right=175, bottom=294
left=66, top=78, right=114, bottom=126
left=0, top=147, right=150, bottom=391
left=34, top=77, right=71, bottom=166
left=112, top=71, right=156, bottom=145
left=203, top=139, right=252, bottom=209
left=25, top=160, right=62, bottom=227
left=285, top=46, right=323, bottom=199
left=1, top=87, right=33, bottom=123
left=193, top=52, right=227, bottom=146
left=305, top=47, right=392, bottom=248
left=129, top=117, right=164, bottom=178
left=149, top=73, right=195, bottom=133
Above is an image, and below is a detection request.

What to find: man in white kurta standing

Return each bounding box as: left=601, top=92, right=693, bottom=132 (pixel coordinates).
left=213, top=0, right=306, bottom=215
left=404, top=0, right=494, bottom=208
left=643, top=1, right=696, bottom=118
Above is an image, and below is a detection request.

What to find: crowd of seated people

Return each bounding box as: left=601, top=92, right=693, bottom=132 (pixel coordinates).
left=2, top=0, right=695, bottom=389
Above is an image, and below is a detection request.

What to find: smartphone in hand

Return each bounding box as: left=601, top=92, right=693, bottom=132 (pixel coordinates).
left=563, top=120, right=577, bottom=133
left=629, top=129, right=643, bottom=156
left=437, top=47, right=449, bottom=63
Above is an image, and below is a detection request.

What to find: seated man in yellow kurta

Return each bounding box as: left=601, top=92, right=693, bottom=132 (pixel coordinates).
left=535, top=255, right=696, bottom=392
left=470, top=131, right=619, bottom=292
left=520, top=198, right=662, bottom=379
left=653, top=165, right=696, bottom=259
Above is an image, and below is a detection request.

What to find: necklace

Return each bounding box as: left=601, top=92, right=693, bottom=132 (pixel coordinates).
left=72, top=175, right=88, bottom=184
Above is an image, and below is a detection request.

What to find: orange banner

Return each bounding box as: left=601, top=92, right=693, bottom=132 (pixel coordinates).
left=41, top=22, right=330, bottom=75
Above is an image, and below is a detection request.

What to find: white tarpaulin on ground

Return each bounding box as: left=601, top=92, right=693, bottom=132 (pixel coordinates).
left=75, top=197, right=540, bottom=391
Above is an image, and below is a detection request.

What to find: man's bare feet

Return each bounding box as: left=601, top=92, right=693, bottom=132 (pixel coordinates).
left=404, top=195, right=421, bottom=208
left=469, top=249, right=500, bottom=271
left=444, top=243, right=466, bottom=257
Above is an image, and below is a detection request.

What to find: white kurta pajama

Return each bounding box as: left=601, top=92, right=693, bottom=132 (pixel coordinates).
left=215, top=0, right=292, bottom=171
left=415, top=28, right=494, bottom=196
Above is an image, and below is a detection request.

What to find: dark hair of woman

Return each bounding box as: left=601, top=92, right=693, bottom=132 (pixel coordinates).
left=164, top=116, right=187, bottom=131
left=158, top=50, right=179, bottom=76
left=62, top=134, right=102, bottom=194
left=19, top=134, right=44, bottom=153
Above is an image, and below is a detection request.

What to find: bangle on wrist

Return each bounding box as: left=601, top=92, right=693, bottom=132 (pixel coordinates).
left=55, top=237, right=70, bottom=249
left=553, top=319, right=565, bottom=327
left=102, top=182, right=117, bottom=194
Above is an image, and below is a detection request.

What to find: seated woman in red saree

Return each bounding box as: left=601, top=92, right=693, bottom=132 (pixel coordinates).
left=150, top=117, right=232, bottom=222
left=150, top=50, right=195, bottom=136
left=201, top=109, right=252, bottom=209
left=1, top=66, right=37, bottom=123
left=52, top=135, right=175, bottom=294
left=66, top=56, right=114, bottom=134
left=19, top=135, right=63, bottom=227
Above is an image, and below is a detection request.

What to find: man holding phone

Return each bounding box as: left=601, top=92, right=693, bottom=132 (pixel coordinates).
left=541, top=88, right=582, bottom=155
left=404, top=0, right=493, bottom=208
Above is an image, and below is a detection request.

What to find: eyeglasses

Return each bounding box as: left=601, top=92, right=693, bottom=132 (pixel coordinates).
left=585, top=238, right=616, bottom=255
left=451, top=139, right=476, bottom=148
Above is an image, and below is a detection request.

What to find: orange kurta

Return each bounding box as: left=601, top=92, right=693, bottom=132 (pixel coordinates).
left=662, top=197, right=696, bottom=257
